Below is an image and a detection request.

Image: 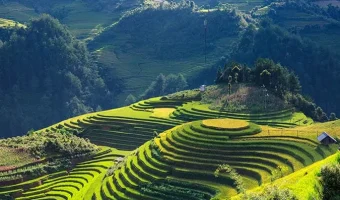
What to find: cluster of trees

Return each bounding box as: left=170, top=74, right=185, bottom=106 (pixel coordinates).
left=230, top=21, right=340, bottom=118
left=0, top=129, right=98, bottom=158
left=140, top=73, right=188, bottom=100
left=216, top=59, right=334, bottom=121
left=216, top=59, right=301, bottom=97
left=0, top=15, right=122, bottom=138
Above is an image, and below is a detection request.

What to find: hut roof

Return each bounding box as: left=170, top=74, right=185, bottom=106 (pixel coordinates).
left=317, top=132, right=337, bottom=143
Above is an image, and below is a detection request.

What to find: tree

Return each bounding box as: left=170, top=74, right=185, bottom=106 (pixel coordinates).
left=228, top=75, right=232, bottom=95
left=316, top=107, right=329, bottom=122
left=153, top=74, right=166, bottom=96
left=260, top=69, right=271, bottom=87
left=320, top=164, right=340, bottom=200
left=288, top=73, right=301, bottom=93
left=330, top=112, right=337, bottom=121
left=124, top=94, right=137, bottom=106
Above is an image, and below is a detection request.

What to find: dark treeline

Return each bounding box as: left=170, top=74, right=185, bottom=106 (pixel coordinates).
left=0, top=15, right=122, bottom=138
left=138, top=73, right=188, bottom=100
left=216, top=58, right=333, bottom=121
left=229, top=21, right=340, bottom=116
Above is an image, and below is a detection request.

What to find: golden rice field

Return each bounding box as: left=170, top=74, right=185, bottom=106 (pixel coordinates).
left=202, top=118, right=250, bottom=130
left=151, top=108, right=176, bottom=118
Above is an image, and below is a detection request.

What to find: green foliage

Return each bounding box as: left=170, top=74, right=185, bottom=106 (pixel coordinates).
left=231, top=21, right=340, bottom=116
left=140, top=178, right=215, bottom=200
left=243, top=186, right=297, bottom=200
left=215, top=59, right=330, bottom=121
left=124, top=94, right=137, bottom=106
left=203, top=84, right=290, bottom=113
left=216, top=59, right=301, bottom=97
left=141, top=73, right=188, bottom=99
left=270, top=165, right=290, bottom=182
left=330, top=113, right=338, bottom=121
left=0, top=14, right=121, bottom=137
left=320, top=164, right=340, bottom=200
left=215, top=164, right=245, bottom=194
left=0, top=130, right=98, bottom=158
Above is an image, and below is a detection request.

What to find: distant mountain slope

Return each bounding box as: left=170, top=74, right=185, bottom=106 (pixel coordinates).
left=89, top=4, right=251, bottom=104
left=0, top=0, right=133, bottom=39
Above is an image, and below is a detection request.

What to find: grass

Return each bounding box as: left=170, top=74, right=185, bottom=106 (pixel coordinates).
left=0, top=147, right=35, bottom=169
left=202, top=84, right=291, bottom=113
left=202, top=119, right=249, bottom=130
left=233, top=152, right=340, bottom=200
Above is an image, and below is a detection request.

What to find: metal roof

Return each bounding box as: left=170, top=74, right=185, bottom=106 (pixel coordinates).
left=317, top=132, right=337, bottom=142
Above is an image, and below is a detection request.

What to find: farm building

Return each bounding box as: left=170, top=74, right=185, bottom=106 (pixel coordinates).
left=317, top=132, right=337, bottom=145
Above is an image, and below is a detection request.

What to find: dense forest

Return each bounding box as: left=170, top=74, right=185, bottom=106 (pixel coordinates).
left=0, top=15, right=122, bottom=138
left=230, top=21, right=340, bottom=115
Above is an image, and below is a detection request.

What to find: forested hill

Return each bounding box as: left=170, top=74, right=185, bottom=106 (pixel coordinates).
left=229, top=22, right=340, bottom=115
left=0, top=15, right=120, bottom=138
left=1, top=0, right=340, bottom=137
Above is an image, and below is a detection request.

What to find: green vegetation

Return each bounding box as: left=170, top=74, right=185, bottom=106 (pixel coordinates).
left=214, top=58, right=331, bottom=122
left=0, top=147, right=35, bottom=170
left=89, top=3, right=247, bottom=104
left=0, top=14, right=123, bottom=138
left=320, top=161, right=340, bottom=200
left=0, top=87, right=339, bottom=199
left=0, top=130, right=98, bottom=157
left=231, top=20, right=340, bottom=117
left=141, top=73, right=188, bottom=100
left=1, top=1, right=340, bottom=199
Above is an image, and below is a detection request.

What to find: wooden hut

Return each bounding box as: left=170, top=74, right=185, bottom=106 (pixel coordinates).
left=317, top=132, right=337, bottom=145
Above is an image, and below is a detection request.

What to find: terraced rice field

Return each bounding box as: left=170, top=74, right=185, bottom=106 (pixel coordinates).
left=40, top=99, right=185, bottom=151
left=99, top=119, right=337, bottom=199
left=1, top=96, right=339, bottom=199
left=0, top=147, right=127, bottom=200
left=169, top=102, right=308, bottom=128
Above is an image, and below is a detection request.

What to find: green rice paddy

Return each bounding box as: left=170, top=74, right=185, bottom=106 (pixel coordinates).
left=0, top=94, right=339, bottom=199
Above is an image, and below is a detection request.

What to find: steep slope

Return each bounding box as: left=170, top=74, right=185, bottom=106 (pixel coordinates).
left=89, top=5, right=250, bottom=103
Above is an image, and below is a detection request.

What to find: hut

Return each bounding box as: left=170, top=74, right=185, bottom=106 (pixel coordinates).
left=317, top=132, right=337, bottom=145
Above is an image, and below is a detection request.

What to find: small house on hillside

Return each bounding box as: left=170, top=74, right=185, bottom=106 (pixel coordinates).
left=317, top=132, right=337, bottom=145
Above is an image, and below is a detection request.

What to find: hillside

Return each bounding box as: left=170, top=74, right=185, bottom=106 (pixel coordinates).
left=2, top=0, right=340, bottom=136
left=88, top=4, right=252, bottom=104
left=0, top=80, right=339, bottom=199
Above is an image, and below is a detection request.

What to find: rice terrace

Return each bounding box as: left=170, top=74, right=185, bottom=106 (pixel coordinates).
left=1, top=0, right=340, bottom=199
left=1, top=80, right=340, bottom=199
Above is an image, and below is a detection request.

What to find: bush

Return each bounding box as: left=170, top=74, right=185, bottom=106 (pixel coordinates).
left=243, top=186, right=297, bottom=200
left=0, top=130, right=98, bottom=158
left=320, top=164, right=340, bottom=200
left=330, top=113, right=338, bottom=121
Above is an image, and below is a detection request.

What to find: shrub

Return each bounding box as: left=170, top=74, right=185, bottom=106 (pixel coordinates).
left=0, top=130, right=98, bottom=158
left=320, top=164, right=340, bottom=200
left=243, top=186, right=297, bottom=200
left=215, top=164, right=245, bottom=194
left=329, top=113, right=338, bottom=121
